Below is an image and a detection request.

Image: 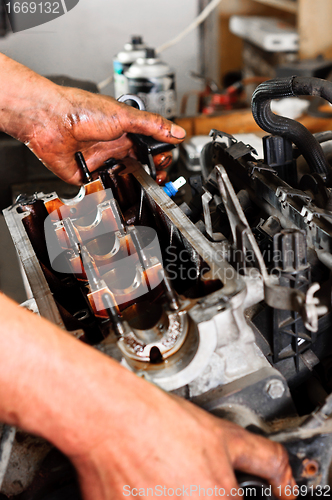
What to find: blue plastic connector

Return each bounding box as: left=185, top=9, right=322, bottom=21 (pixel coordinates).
left=163, top=182, right=178, bottom=197
left=162, top=176, right=186, bottom=197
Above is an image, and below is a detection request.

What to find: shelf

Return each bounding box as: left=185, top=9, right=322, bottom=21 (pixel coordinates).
left=250, top=0, right=297, bottom=14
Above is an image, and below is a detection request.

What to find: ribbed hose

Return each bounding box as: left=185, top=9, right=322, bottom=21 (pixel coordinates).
left=251, top=76, right=331, bottom=178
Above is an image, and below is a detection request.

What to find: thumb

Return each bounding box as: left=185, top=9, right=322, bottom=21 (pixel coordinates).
left=118, top=104, right=186, bottom=144
left=227, top=428, right=296, bottom=500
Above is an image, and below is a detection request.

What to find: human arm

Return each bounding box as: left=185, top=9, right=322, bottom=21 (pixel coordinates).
left=0, top=293, right=295, bottom=499
left=0, top=52, right=184, bottom=184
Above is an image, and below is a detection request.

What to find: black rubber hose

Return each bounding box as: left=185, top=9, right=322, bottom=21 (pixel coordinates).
left=293, top=131, right=332, bottom=159
left=251, top=76, right=331, bottom=178
left=314, top=131, right=332, bottom=144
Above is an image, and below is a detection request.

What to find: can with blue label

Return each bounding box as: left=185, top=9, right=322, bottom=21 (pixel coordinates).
left=113, top=36, right=147, bottom=99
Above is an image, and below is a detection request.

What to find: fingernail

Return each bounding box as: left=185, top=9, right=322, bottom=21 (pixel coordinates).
left=171, top=124, right=186, bottom=140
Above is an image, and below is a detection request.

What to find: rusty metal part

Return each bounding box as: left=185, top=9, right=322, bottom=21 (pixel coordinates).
left=118, top=308, right=189, bottom=363
left=302, top=459, right=320, bottom=479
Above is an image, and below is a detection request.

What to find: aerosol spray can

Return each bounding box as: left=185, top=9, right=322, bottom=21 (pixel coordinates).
left=124, top=48, right=177, bottom=120
left=113, top=36, right=147, bottom=99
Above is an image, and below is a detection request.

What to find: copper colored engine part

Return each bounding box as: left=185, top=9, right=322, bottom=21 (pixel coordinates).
left=88, top=261, right=164, bottom=317
left=44, top=178, right=107, bottom=221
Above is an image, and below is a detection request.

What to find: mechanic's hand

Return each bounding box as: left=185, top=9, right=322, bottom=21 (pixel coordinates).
left=68, top=384, right=296, bottom=500
left=0, top=53, right=185, bottom=185
left=25, top=87, right=186, bottom=184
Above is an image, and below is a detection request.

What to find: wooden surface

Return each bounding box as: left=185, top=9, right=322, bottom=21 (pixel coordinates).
left=250, top=0, right=297, bottom=14
left=199, top=0, right=220, bottom=86
left=218, top=0, right=332, bottom=84
left=218, top=0, right=295, bottom=83
left=219, top=15, right=244, bottom=83
left=298, top=0, right=332, bottom=59
left=176, top=107, right=332, bottom=139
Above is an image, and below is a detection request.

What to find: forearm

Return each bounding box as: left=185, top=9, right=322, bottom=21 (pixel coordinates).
left=0, top=53, right=63, bottom=142
left=0, top=292, right=157, bottom=457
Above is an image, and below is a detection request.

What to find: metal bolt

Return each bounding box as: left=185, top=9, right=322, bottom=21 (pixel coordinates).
left=265, top=379, right=285, bottom=399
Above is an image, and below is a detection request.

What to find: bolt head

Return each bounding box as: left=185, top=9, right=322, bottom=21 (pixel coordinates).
left=265, top=379, right=285, bottom=399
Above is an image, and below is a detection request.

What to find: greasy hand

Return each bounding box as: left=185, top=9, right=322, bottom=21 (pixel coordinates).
left=21, top=86, right=186, bottom=184
left=0, top=53, right=185, bottom=182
